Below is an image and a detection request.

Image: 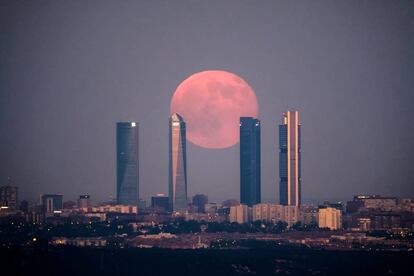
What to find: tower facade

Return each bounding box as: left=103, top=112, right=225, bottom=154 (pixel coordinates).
left=169, top=113, right=188, bottom=211
left=116, top=122, right=139, bottom=205
left=279, top=111, right=301, bottom=206
left=240, top=117, right=261, bottom=207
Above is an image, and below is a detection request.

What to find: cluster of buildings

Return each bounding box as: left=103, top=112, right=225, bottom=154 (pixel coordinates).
left=1, top=111, right=413, bottom=233
left=115, top=111, right=301, bottom=213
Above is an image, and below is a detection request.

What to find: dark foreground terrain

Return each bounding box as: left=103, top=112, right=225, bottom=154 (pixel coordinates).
left=1, top=245, right=413, bottom=276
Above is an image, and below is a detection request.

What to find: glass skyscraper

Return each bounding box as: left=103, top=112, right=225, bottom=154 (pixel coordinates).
left=240, top=117, right=261, bottom=206
left=169, top=113, right=188, bottom=212
left=279, top=111, right=301, bottom=206
left=116, top=122, right=139, bottom=205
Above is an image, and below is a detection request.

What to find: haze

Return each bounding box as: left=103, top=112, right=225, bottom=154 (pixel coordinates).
left=1, top=0, right=413, bottom=204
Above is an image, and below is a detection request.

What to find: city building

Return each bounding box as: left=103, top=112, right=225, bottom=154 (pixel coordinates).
left=279, top=111, right=301, bottom=206
left=252, top=203, right=299, bottom=227
left=192, top=194, right=208, bottom=213
left=299, top=204, right=319, bottom=225
left=151, top=194, right=169, bottom=212
left=351, top=195, right=398, bottom=212
left=92, top=204, right=138, bottom=214
left=229, top=204, right=251, bottom=224
left=319, top=207, right=342, bottom=230
left=78, top=195, right=91, bottom=210
left=40, top=194, right=63, bottom=214
left=240, top=117, right=261, bottom=206
left=116, top=122, right=139, bottom=205
left=0, top=186, right=18, bottom=210
left=168, top=113, right=188, bottom=212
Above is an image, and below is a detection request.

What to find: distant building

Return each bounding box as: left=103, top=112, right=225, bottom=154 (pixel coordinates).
left=40, top=194, right=63, bottom=214
left=93, top=204, right=138, bottom=214
left=151, top=194, right=169, bottom=212
left=352, top=195, right=397, bottom=211
left=205, top=202, right=219, bottom=214
left=229, top=204, right=251, bottom=224
left=279, top=111, right=301, bottom=206
left=299, top=205, right=318, bottom=225
left=78, top=195, right=91, bottom=210
left=240, top=117, right=261, bottom=206
left=252, top=203, right=299, bottom=227
left=192, top=194, right=208, bottom=213
left=117, top=122, right=139, bottom=205
left=0, top=186, right=18, bottom=210
left=319, top=207, right=342, bottom=230
left=169, top=113, right=188, bottom=212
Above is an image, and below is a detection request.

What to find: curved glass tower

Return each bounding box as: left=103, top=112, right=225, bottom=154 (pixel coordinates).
left=116, top=122, right=139, bottom=205
left=168, top=113, right=188, bottom=212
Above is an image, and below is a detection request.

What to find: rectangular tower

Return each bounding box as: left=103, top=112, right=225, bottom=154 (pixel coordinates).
left=0, top=186, right=18, bottom=210
left=116, top=122, right=139, bottom=205
left=169, top=113, right=188, bottom=212
left=240, top=117, right=261, bottom=207
left=279, top=111, right=301, bottom=206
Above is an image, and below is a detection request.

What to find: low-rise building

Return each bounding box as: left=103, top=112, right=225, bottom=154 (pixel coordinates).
left=229, top=204, right=251, bottom=224
left=319, top=207, right=342, bottom=230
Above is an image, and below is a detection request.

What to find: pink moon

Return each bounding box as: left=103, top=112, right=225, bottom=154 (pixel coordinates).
left=170, top=70, right=259, bottom=149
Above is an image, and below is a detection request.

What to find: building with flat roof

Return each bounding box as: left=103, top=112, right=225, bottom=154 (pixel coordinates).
left=319, top=207, right=342, bottom=230
left=0, top=186, right=18, bottom=210
left=240, top=117, right=261, bottom=207
left=116, top=122, right=139, bottom=205
left=279, top=111, right=301, bottom=206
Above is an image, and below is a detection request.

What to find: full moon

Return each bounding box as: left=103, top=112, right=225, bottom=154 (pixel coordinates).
left=170, top=70, right=259, bottom=149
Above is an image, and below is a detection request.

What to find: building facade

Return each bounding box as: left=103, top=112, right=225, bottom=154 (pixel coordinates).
left=279, top=111, right=301, bottom=206
left=0, top=186, right=18, bottom=210
left=40, top=194, right=63, bottom=214
left=78, top=195, right=91, bottom=210
left=240, top=117, right=261, bottom=206
left=116, top=122, right=139, bottom=205
left=151, top=194, right=169, bottom=213
left=169, top=113, right=188, bottom=212
left=192, top=194, right=208, bottom=213
left=319, top=207, right=342, bottom=230
left=252, top=203, right=299, bottom=227
left=229, top=204, right=251, bottom=224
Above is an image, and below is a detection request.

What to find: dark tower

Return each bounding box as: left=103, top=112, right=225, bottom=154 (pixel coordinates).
left=116, top=122, right=139, bottom=205
left=240, top=117, right=261, bottom=206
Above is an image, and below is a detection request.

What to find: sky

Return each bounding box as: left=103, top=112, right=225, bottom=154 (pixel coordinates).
left=1, top=0, right=413, bottom=205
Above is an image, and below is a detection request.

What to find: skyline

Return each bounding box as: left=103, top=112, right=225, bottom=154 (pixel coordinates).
left=1, top=1, right=413, bottom=204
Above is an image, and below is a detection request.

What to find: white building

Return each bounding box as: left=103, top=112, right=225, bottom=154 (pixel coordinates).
left=92, top=204, right=138, bottom=214
left=319, top=207, right=342, bottom=230
left=252, top=204, right=299, bottom=227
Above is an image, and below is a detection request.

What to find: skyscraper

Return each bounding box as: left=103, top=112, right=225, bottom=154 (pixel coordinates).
left=169, top=113, right=188, bottom=212
left=279, top=111, right=301, bottom=206
left=116, top=122, right=139, bottom=205
left=0, top=186, right=18, bottom=210
left=40, top=194, right=63, bottom=214
left=240, top=117, right=261, bottom=206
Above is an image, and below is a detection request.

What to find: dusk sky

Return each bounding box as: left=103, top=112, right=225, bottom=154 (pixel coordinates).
left=1, top=0, right=413, bottom=204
